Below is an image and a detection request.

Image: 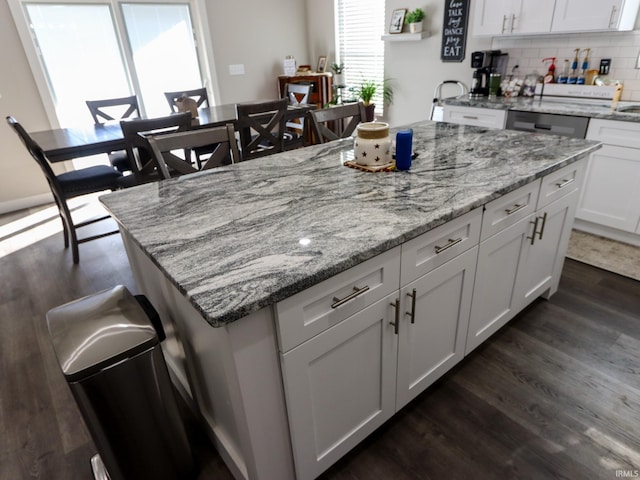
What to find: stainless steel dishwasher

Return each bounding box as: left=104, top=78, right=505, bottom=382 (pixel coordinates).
left=506, top=110, right=589, bottom=139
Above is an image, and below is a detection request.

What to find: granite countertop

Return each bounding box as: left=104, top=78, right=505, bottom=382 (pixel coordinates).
left=100, top=121, right=601, bottom=327
left=444, top=95, right=640, bottom=122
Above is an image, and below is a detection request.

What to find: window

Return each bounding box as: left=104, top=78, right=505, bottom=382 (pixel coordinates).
left=335, top=0, right=385, bottom=111
left=11, top=0, right=210, bottom=127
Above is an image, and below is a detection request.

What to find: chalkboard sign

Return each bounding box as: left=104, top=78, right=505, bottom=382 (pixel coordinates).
left=441, top=0, right=469, bottom=63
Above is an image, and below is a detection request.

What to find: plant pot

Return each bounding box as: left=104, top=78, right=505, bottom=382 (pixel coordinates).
left=333, top=73, right=345, bottom=87
left=408, top=21, right=423, bottom=33
left=364, top=104, right=375, bottom=122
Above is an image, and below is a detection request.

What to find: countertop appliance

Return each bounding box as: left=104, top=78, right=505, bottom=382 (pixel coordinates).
left=470, top=50, right=508, bottom=98
left=506, top=110, right=589, bottom=139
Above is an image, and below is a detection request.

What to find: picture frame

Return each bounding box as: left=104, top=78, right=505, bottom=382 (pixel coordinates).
left=316, top=55, right=327, bottom=73
left=389, top=9, right=406, bottom=34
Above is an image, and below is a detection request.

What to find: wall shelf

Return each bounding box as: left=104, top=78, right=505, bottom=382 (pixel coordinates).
left=381, top=31, right=429, bottom=42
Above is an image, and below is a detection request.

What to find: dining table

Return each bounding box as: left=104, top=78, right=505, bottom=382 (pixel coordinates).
left=30, top=103, right=313, bottom=163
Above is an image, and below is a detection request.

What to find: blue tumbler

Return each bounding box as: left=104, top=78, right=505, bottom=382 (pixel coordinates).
left=395, top=129, right=413, bottom=171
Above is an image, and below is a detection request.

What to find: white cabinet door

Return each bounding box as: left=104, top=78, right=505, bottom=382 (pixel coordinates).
left=516, top=189, right=578, bottom=306
left=280, top=293, right=399, bottom=480
left=466, top=214, right=531, bottom=355
left=396, top=247, right=477, bottom=409
left=473, top=0, right=513, bottom=35
left=577, top=145, right=640, bottom=233
left=473, top=0, right=554, bottom=35
left=552, top=0, right=628, bottom=31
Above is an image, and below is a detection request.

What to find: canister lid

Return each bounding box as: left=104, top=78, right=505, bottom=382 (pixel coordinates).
left=46, top=285, right=158, bottom=382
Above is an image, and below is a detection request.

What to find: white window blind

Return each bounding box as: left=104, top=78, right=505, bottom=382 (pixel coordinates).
left=336, top=0, right=385, bottom=110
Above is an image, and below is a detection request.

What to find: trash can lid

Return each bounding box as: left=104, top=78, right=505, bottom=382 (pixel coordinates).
left=46, top=285, right=158, bottom=382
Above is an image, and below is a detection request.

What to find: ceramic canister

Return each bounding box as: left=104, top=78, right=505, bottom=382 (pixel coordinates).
left=353, top=122, right=392, bottom=166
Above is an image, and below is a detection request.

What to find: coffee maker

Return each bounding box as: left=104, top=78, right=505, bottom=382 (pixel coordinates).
left=470, top=50, right=507, bottom=97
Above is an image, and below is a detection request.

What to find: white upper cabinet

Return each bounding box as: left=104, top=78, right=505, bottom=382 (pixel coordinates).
left=473, top=0, right=556, bottom=35
left=551, top=0, right=639, bottom=32
left=474, top=0, right=640, bottom=35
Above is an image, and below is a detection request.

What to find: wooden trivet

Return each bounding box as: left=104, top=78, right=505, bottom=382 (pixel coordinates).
left=344, top=160, right=395, bottom=172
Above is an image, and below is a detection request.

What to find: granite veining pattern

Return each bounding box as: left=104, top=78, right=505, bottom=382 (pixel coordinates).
left=445, top=96, right=640, bottom=122
left=100, top=121, right=600, bottom=327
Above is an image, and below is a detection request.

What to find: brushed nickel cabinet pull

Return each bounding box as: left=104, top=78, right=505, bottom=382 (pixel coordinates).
left=462, top=115, right=479, bottom=120
left=537, top=212, right=547, bottom=240
left=527, top=216, right=540, bottom=245
left=505, top=203, right=526, bottom=215
left=406, top=289, right=417, bottom=324
left=609, top=5, right=617, bottom=27
left=390, top=298, right=400, bottom=335
left=331, top=285, right=369, bottom=308
left=555, top=178, right=574, bottom=189
left=510, top=14, right=516, bottom=33
left=435, top=237, right=463, bottom=254
left=501, top=14, right=508, bottom=33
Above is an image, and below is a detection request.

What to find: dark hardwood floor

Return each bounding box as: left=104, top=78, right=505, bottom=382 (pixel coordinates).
left=2, top=201, right=639, bottom=480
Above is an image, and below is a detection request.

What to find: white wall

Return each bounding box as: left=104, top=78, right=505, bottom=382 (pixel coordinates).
left=0, top=0, right=53, bottom=213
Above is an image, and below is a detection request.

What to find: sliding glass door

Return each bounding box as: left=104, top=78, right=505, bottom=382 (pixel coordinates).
left=22, top=1, right=206, bottom=126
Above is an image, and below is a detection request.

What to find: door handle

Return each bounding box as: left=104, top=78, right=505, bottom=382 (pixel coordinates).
left=390, top=298, right=400, bottom=335
left=527, top=216, right=540, bottom=245
left=406, top=289, right=417, bottom=324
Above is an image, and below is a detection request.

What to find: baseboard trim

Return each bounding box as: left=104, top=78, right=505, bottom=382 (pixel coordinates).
left=0, top=193, right=53, bottom=215
left=573, top=219, right=640, bottom=247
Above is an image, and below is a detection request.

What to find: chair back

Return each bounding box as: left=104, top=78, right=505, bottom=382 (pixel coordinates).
left=6, top=116, right=62, bottom=195
left=86, top=95, right=140, bottom=124
left=310, top=102, right=367, bottom=144
left=236, top=98, right=287, bottom=161
left=285, top=83, right=311, bottom=133
left=120, top=112, right=193, bottom=179
left=147, top=124, right=240, bottom=178
left=164, top=88, right=209, bottom=113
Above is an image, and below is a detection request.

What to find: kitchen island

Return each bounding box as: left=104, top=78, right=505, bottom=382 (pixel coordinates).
left=101, top=120, right=601, bottom=480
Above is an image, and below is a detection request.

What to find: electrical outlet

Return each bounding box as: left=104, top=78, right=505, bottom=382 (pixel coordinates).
left=599, top=58, right=611, bottom=75
left=229, top=64, right=245, bottom=76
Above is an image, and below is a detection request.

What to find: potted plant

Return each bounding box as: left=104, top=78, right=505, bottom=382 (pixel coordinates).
left=331, top=62, right=346, bottom=87
left=352, top=79, right=394, bottom=122
left=405, top=7, right=425, bottom=33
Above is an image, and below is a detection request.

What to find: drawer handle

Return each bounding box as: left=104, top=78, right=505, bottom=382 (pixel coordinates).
left=505, top=203, right=527, bottom=215
left=331, top=285, right=369, bottom=308
left=389, top=298, right=400, bottom=335
left=434, top=237, right=463, bottom=254
left=501, top=14, right=508, bottom=33
left=537, top=212, right=547, bottom=240
left=555, top=178, right=574, bottom=189
left=406, top=289, right=417, bottom=324
left=462, top=115, right=478, bottom=120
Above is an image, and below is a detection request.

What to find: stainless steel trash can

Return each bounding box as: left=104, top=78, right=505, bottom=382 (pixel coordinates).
left=46, top=285, right=194, bottom=480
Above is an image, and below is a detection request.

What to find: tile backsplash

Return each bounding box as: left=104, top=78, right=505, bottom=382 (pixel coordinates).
left=491, top=31, right=640, bottom=101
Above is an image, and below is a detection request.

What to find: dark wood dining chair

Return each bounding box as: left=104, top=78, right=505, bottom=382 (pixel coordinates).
left=146, top=124, right=240, bottom=179
left=6, top=116, right=123, bottom=264
left=119, top=112, right=193, bottom=187
left=309, top=102, right=367, bottom=144
left=164, top=87, right=209, bottom=113
left=283, top=83, right=311, bottom=151
left=164, top=87, right=215, bottom=167
left=86, top=95, right=140, bottom=172
left=236, top=98, right=288, bottom=161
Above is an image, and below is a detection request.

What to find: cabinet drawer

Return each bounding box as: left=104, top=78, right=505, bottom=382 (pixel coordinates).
left=400, top=208, right=481, bottom=286
left=587, top=118, right=640, bottom=148
left=538, top=159, right=586, bottom=209
left=275, top=247, right=400, bottom=352
left=481, top=180, right=541, bottom=241
left=443, top=106, right=507, bottom=129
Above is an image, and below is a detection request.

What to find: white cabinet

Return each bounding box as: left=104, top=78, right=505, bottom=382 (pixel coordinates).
left=467, top=161, right=584, bottom=354
left=396, top=246, right=477, bottom=408
left=280, top=293, right=399, bottom=480
left=577, top=119, right=640, bottom=235
left=551, top=0, right=639, bottom=32
left=473, top=0, right=556, bottom=36
left=443, top=106, right=507, bottom=129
